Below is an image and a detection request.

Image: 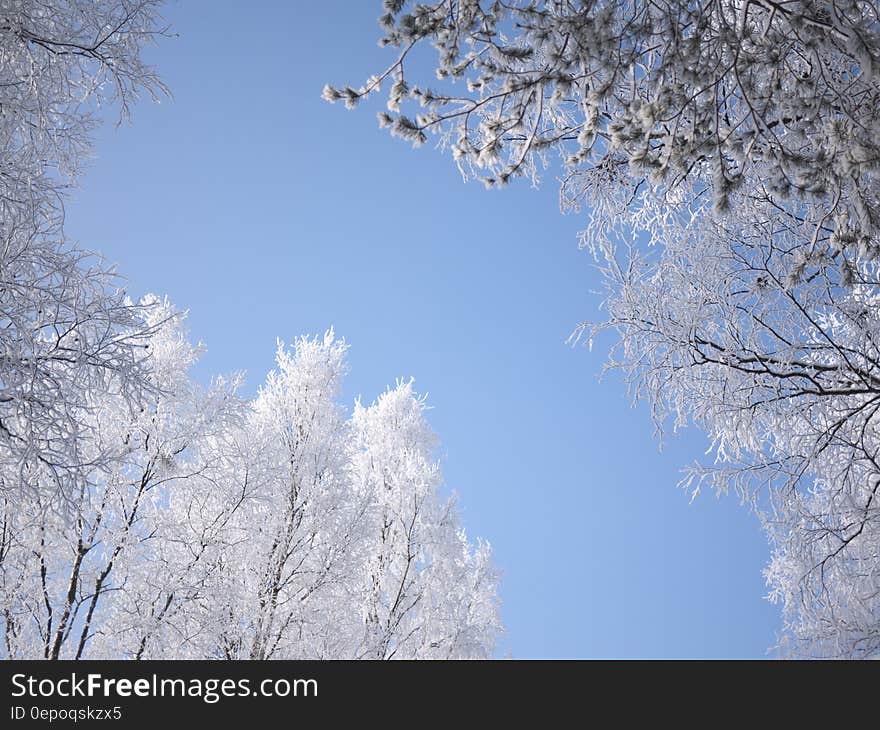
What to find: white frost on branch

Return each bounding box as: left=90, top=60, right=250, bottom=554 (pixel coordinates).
left=0, top=320, right=502, bottom=659
left=330, top=0, right=880, bottom=657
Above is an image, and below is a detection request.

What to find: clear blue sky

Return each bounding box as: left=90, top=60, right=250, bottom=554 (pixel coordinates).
left=66, top=0, right=781, bottom=658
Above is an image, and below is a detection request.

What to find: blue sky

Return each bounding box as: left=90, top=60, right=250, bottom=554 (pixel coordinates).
left=66, top=0, right=781, bottom=658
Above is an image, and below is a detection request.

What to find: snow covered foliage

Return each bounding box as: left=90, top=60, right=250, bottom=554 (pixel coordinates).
left=585, top=184, right=880, bottom=658
left=330, top=1, right=880, bottom=657
left=328, top=0, right=880, bottom=230
left=0, top=320, right=502, bottom=659
left=0, top=1, right=500, bottom=660
left=0, top=1, right=169, bottom=507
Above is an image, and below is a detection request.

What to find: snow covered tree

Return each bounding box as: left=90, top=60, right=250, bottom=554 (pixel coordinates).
left=351, top=381, right=499, bottom=659
left=1, top=326, right=502, bottom=660
left=0, top=1, right=499, bottom=661
left=139, top=333, right=502, bottom=661
left=580, top=181, right=880, bottom=658
left=0, top=299, right=243, bottom=659
left=0, top=0, right=170, bottom=507
left=327, top=1, right=880, bottom=233
left=329, top=1, right=880, bottom=656
left=206, top=333, right=367, bottom=660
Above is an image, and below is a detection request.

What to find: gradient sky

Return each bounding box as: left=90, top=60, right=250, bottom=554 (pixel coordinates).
left=65, top=0, right=781, bottom=658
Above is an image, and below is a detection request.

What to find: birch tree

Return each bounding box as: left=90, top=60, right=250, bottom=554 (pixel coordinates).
left=136, top=334, right=501, bottom=661
left=351, top=381, right=499, bottom=659
left=6, top=329, right=502, bottom=660
left=0, top=299, right=243, bottom=659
